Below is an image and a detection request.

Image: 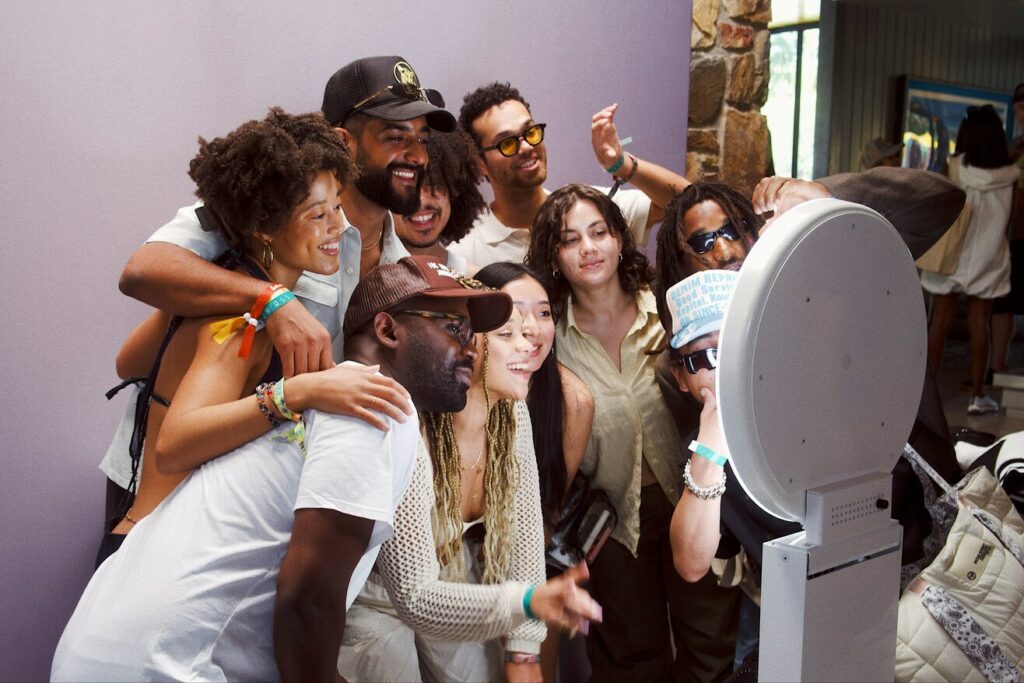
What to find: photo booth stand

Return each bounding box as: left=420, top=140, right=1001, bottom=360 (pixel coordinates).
left=717, top=199, right=927, bottom=681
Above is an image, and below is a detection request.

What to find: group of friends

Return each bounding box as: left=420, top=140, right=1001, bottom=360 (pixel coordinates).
left=52, top=55, right=969, bottom=682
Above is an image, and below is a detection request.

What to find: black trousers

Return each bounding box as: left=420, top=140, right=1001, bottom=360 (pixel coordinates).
left=586, top=485, right=741, bottom=683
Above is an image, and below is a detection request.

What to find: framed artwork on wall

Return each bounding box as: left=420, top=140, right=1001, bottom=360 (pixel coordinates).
left=898, top=77, right=1015, bottom=173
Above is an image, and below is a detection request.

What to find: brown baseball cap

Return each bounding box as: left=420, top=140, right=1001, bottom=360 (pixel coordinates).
left=322, top=56, right=456, bottom=131
left=343, top=256, right=513, bottom=337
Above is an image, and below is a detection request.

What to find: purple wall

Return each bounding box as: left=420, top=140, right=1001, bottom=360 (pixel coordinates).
left=0, top=1, right=689, bottom=678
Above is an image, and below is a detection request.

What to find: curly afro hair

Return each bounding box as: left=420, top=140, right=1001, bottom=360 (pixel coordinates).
left=525, top=184, right=652, bottom=318
left=458, top=82, right=530, bottom=146
left=188, top=107, right=354, bottom=256
left=416, top=128, right=486, bottom=245
left=654, top=182, right=760, bottom=334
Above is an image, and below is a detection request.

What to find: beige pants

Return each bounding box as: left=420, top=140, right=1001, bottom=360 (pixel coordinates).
left=338, top=541, right=503, bottom=682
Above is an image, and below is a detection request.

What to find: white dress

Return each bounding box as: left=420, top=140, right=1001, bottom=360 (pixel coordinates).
left=338, top=401, right=548, bottom=682
left=921, top=156, right=1020, bottom=298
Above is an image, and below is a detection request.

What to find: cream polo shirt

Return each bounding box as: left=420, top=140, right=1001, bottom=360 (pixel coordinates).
left=99, top=202, right=409, bottom=489
left=447, top=186, right=652, bottom=268
left=555, top=288, right=682, bottom=555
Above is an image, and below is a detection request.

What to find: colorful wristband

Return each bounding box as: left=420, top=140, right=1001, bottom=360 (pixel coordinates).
left=689, top=440, right=728, bottom=466
left=238, top=284, right=284, bottom=359
left=522, top=585, right=538, bottom=621
left=259, top=289, right=295, bottom=323
left=604, top=153, right=625, bottom=174
left=271, top=378, right=306, bottom=455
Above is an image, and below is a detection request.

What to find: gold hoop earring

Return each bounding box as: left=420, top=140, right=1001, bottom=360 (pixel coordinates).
left=260, top=241, right=274, bottom=271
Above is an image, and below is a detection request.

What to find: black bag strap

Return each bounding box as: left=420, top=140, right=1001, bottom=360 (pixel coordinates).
left=111, top=248, right=247, bottom=515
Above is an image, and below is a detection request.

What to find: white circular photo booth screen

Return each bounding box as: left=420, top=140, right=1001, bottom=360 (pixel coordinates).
left=716, top=198, right=927, bottom=522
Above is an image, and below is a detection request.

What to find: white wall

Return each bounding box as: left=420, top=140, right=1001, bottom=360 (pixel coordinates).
left=0, top=1, right=690, bottom=678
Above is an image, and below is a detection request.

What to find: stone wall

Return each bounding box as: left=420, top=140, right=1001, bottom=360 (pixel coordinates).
left=689, top=0, right=771, bottom=195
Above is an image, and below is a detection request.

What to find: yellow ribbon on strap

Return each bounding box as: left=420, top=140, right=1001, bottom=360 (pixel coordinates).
left=210, top=316, right=247, bottom=344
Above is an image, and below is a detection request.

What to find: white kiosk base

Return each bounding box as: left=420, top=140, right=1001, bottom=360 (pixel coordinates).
left=759, top=472, right=903, bottom=682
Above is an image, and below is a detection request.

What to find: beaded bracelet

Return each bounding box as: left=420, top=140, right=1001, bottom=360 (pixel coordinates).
left=689, top=440, right=728, bottom=466
left=255, top=382, right=283, bottom=427
left=683, top=459, right=726, bottom=500
left=522, top=584, right=538, bottom=620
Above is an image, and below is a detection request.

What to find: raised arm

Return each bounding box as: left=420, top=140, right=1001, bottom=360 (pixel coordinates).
left=591, top=103, right=690, bottom=227
left=751, top=168, right=966, bottom=260
left=670, top=387, right=725, bottom=583
left=121, top=241, right=333, bottom=376
left=274, top=508, right=374, bottom=683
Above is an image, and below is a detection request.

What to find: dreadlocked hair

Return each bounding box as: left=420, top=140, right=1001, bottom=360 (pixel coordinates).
left=654, top=182, right=761, bottom=334
left=422, top=324, right=521, bottom=584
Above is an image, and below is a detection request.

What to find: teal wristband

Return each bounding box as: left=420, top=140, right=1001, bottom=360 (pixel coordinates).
left=522, top=585, right=538, bottom=620
left=604, top=153, right=625, bottom=174
left=259, top=289, right=295, bottom=323
left=689, top=440, right=728, bottom=466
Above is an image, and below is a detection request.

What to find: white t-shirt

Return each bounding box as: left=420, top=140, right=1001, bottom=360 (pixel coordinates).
left=447, top=186, right=651, bottom=268
left=54, top=385, right=419, bottom=682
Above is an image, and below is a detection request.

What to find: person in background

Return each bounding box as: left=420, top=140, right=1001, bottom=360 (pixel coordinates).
left=527, top=184, right=740, bottom=683
left=921, top=105, right=1021, bottom=414
left=449, top=82, right=687, bottom=267
left=392, top=128, right=486, bottom=274
left=990, top=83, right=1024, bottom=381
left=861, top=136, right=903, bottom=169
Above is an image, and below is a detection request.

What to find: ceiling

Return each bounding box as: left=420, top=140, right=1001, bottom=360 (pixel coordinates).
left=835, top=0, right=1024, bottom=37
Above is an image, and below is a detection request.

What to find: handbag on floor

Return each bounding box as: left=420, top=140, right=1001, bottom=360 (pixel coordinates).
left=896, top=445, right=1024, bottom=682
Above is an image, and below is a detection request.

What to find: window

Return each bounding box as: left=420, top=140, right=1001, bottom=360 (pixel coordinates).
left=763, top=0, right=820, bottom=179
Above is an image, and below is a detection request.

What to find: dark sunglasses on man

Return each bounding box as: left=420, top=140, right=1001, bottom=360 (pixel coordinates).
left=480, top=123, right=546, bottom=157
left=685, top=221, right=743, bottom=254
left=675, top=347, right=718, bottom=375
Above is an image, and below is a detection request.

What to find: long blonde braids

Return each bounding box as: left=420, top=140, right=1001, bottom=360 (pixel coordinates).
left=422, top=334, right=520, bottom=583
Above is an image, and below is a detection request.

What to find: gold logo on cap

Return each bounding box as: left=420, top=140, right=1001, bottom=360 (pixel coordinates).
left=394, top=61, right=419, bottom=89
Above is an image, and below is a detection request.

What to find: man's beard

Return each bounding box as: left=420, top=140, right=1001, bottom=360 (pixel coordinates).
left=401, top=346, right=472, bottom=413
left=355, top=155, right=425, bottom=215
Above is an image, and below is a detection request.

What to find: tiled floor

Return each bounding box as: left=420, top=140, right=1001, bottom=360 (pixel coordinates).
left=935, top=337, right=1024, bottom=439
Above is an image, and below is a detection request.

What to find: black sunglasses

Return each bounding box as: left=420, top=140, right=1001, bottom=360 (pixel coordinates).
left=678, top=347, right=718, bottom=375
left=685, top=221, right=742, bottom=254
left=480, top=123, right=546, bottom=157
left=393, top=309, right=474, bottom=347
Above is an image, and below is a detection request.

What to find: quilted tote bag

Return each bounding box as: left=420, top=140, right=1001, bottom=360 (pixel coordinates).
left=895, top=448, right=1024, bottom=682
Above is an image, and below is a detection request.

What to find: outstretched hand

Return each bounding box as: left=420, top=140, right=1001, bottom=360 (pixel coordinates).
left=751, top=176, right=831, bottom=227
left=529, top=562, right=602, bottom=636
left=264, top=299, right=335, bottom=377
left=591, top=103, right=624, bottom=171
